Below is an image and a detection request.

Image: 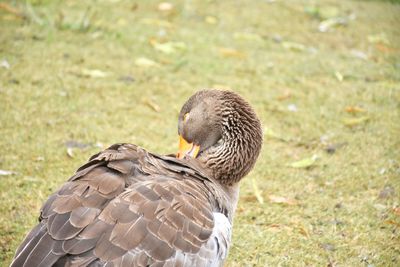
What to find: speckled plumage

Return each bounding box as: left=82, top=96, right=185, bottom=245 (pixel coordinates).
left=11, top=90, right=262, bottom=267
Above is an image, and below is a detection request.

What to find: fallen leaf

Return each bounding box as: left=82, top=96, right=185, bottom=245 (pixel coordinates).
left=134, top=57, right=160, bottom=67
left=268, top=195, right=297, bottom=205
left=157, top=2, right=174, bottom=12
left=342, top=116, right=370, bottom=127
left=218, top=47, right=245, bottom=58
left=282, top=41, right=305, bottom=52
left=1, top=59, right=10, bottom=69
left=35, top=156, right=45, bottom=161
left=345, top=106, right=366, bottom=113
left=151, top=40, right=186, bottom=54
left=204, top=16, right=218, bottom=24
left=66, top=148, right=74, bottom=158
left=385, top=220, right=400, bottom=227
left=393, top=207, right=400, bottom=216
left=276, top=91, right=291, bottom=101
left=290, top=155, right=318, bottom=169
left=81, top=68, right=109, bottom=78
left=318, top=17, right=347, bottom=32
left=143, top=98, right=160, bottom=112
left=233, top=32, right=263, bottom=42
left=298, top=226, right=310, bottom=238
left=251, top=178, right=264, bottom=204
left=0, top=169, right=16, bottom=176
left=334, top=71, right=343, bottom=82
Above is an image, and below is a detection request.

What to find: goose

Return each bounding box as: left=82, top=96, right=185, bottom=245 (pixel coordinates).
left=11, top=89, right=262, bottom=267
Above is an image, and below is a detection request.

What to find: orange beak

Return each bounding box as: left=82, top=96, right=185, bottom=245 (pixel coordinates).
left=177, top=135, right=200, bottom=159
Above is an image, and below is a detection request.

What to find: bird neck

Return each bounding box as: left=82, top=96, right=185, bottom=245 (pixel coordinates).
left=204, top=107, right=262, bottom=186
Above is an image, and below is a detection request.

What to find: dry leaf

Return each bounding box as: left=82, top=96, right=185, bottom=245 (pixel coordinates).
left=385, top=220, right=400, bottom=227
left=334, top=71, right=343, bottom=82
left=251, top=178, right=264, bottom=204
left=318, top=17, right=347, bottom=32
left=343, top=116, right=370, bottom=126
left=268, top=195, right=297, bottom=205
left=151, top=40, right=186, bottom=54
left=345, top=106, right=366, bottom=113
left=297, top=226, right=310, bottom=238
left=276, top=91, right=291, bottom=101
left=393, top=207, right=400, bottom=216
left=66, top=148, right=74, bottom=158
left=81, top=69, right=109, bottom=78
left=290, top=155, right=318, bottom=169
left=218, top=47, right=245, bottom=58
left=143, top=98, right=160, bottom=112
left=134, top=57, right=159, bottom=67
left=157, top=2, right=173, bottom=12
left=1, top=59, right=10, bottom=69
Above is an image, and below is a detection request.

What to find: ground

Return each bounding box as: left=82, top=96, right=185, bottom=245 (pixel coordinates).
left=0, top=0, right=399, bottom=266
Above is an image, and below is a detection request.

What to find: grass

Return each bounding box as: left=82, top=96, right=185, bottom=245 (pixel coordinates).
left=0, top=0, right=399, bottom=266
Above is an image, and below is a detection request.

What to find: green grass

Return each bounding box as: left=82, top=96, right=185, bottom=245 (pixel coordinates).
left=1, top=0, right=399, bottom=266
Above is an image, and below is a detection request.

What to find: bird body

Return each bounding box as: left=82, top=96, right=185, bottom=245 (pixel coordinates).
left=11, top=90, right=262, bottom=267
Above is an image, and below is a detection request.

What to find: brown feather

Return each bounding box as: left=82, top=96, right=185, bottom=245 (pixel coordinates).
left=12, top=90, right=263, bottom=267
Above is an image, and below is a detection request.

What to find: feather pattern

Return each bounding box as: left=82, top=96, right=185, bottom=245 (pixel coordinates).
left=12, top=89, right=263, bottom=267
left=11, top=144, right=233, bottom=267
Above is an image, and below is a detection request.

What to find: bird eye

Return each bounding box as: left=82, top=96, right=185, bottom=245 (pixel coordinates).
left=183, top=113, right=189, bottom=122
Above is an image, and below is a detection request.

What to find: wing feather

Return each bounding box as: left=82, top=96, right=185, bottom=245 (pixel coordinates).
left=11, top=144, right=232, bottom=266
